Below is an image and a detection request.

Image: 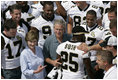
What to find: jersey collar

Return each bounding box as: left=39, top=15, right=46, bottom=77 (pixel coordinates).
left=78, top=4, right=90, bottom=11
left=41, top=13, right=55, bottom=21
left=113, top=55, right=117, bottom=59
left=86, top=23, right=98, bottom=32
left=2, top=32, right=12, bottom=39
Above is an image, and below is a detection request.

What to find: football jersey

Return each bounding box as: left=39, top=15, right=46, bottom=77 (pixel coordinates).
left=17, top=23, right=29, bottom=38
left=102, top=13, right=110, bottom=29
left=81, top=24, right=112, bottom=61
left=31, top=14, right=64, bottom=49
left=1, top=1, right=16, bottom=12
left=68, top=4, right=102, bottom=27
left=1, top=32, right=26, bottom=69
left=31, top=2, right=43, bottom=18
left=61, top=1, right=76, bottom=13
left=56, top=41, right=89, bottom=79
left=90, top=1, right=110, bottom=16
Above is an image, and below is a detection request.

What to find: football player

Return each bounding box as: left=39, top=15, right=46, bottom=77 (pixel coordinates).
left=9, top=4, right=30, bottom=38
left=1, top=19, right=26, bottom=79
left=50, top=26, right=94, bottom=79
left=68, top=1, right=102, bottom=27
left=31, top=1, right=65, bottom=49
left=78, top=10, right=112, bottom=78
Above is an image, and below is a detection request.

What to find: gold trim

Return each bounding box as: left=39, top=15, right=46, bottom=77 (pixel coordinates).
left=73, top=32, right=89, bottom=35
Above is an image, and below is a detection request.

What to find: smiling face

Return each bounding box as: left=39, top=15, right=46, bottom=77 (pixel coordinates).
left=54, top=24, right=64, bottom=39
left=27, top=39, right=37, bottom=50
left=10, top=9, right=21, bottom=22
left=86, top=14, right=96, bottom=27
left=43, top=4, right=54, bottom=19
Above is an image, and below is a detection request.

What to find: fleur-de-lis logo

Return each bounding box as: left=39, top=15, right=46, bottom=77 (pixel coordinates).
left=16, top=36, right=22, bottom=40
left=91, top=32, right=95, bottom=37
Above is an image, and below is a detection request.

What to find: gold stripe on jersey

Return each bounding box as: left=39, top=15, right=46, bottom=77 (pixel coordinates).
left=73, top=32, right=89, bottom=35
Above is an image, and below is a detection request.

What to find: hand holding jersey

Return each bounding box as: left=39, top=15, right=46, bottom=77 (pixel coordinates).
left=51, top=58, right=62, bottom=67
left=77, top=43, right=90, bottom=54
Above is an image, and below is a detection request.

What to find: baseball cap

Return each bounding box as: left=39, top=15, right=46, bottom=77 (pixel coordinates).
left=72, top=26, right=89, bottom=35
left=100, top=36, right=117, bottom=47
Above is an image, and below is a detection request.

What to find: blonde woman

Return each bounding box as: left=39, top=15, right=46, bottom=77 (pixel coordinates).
left=20, top=30, right=46, bottom=79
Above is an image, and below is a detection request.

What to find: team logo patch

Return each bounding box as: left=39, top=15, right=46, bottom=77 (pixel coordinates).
left=91, top=32, right=95, bottom=37
left=16, top=36, right=22, bottom=40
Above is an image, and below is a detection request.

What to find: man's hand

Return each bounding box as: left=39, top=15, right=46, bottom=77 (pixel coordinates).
left=52, top=58, right=62, bottom=67
left=77, top=43, right=90, bottom=54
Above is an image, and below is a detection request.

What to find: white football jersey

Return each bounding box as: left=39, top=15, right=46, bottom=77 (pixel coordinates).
left=1, top=1, right=16, bottom=12
left=1, top=33, right=26, bottom=69
left=68, top=4, right=102, bottom=27
left=90, top=1, right=110, bottom=16
left=31, top=14, right=64, bottom=49
left=31, top=2, right=43, bottom=18
left=102, top=13, right=110, bottom=29
left=61, top=1, right=76, bottom=13
left=81, top=24, right=112, bottom=61
left=17, top=22, right=29, bottom=38
left=56, top=41, right=89, bottom=79
left=82, top=24, right=112, bottom=45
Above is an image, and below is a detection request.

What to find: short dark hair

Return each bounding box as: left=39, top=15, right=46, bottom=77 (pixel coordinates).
left=73, top=34, right=86, bottom=42
left=43, top=1, right=54, bottom=8
left=96, top=50, right=113, bottom=64
left=87, top=10, right=97, bottom=18
left=9, top=4, right=22, bottom=13
left=4, top=19, right=17, bottom=31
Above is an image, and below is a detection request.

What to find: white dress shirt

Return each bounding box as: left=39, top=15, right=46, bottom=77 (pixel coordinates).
left=103, top=65, right=117, bottom=79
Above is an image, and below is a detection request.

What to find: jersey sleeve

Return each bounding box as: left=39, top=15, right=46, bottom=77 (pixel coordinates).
left=96, top=8, right=102, bottom=19
left=30, top=18, right=39, bottom=28
left=102, top=29, right=112, bottom=40
left=61, top=1, right=75, bottom=12
left=31, top=7, right=41, bottom=18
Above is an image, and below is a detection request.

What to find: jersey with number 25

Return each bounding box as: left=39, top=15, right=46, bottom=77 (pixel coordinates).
left=56, top=41, right=89, bottom=79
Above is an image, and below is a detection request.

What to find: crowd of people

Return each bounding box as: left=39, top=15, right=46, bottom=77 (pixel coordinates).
left=1, top=1, right=117, bottom=79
